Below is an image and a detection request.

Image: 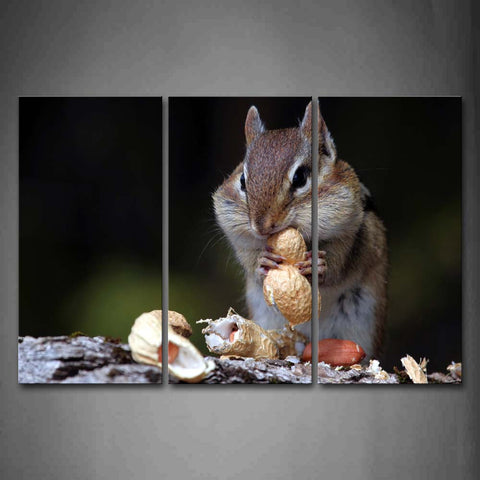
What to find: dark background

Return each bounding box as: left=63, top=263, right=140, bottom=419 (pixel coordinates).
left=20, top=97, right=163, bottom=340
left=170, top=97, right=461, bottom=372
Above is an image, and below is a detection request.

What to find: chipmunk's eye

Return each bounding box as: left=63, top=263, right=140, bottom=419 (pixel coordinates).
left=291, top=165, right=309, bottom=190
left=240, top=173, right=246, bottom=192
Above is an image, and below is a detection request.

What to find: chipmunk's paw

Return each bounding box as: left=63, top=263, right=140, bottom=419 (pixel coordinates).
left=295, top=250, right=327, bottom=283
left=256, top=246, right=285, bottom=277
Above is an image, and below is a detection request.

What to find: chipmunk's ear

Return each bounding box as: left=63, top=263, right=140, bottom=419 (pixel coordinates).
left=245, top=106, right=264, bottom=146
left=300, top=101, right=314, bottom=140
left=319, top=110, right=337, bottom=163
left=301, top=101, right=336, bottom=163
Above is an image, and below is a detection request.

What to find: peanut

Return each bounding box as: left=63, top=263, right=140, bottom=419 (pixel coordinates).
left=157, top=342, right=180, bottom=364
left=302, top=339, right=366, bottom=366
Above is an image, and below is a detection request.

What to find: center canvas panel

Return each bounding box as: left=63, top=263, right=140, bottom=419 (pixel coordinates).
left=168, top=97, right=314, bottom=384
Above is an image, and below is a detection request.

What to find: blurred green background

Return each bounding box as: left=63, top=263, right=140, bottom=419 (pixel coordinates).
left=20, top=97, right=461, bottom=373
left=169, top=97, right=461, bottom=372
left=20, top=98, right=163, bottom=342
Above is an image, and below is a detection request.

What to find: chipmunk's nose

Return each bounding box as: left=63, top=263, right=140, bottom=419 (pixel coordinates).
left=252, top=216, right=277, bottom=237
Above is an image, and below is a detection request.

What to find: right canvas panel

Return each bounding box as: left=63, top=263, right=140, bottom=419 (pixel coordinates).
left=316, top=97, right=462, bottom=384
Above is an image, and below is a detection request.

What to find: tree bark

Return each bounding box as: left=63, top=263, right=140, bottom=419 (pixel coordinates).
left=18, top=335, right=162, bottom=384
left=18, top=336, right=461, bottom=384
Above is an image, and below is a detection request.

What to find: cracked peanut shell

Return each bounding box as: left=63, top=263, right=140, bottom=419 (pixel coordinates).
left=128, top=310, right=214, bottom=383
left=200, top=310, right=306, bottom=360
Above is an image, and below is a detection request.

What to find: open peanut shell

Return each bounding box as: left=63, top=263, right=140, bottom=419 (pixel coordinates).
left=128, top=310, right=214, bottom=383
left=199, top=309, right=306, bottom=360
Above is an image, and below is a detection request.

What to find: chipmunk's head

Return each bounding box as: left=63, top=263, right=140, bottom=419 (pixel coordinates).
left=240, top=102, right=336, bottom=241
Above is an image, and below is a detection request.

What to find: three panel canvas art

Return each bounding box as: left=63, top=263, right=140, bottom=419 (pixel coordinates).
left=19, top=97, right=462, bottom=384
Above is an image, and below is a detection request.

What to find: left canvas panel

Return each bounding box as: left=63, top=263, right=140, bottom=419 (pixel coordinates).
left=19, top=97, right=164, bottom=384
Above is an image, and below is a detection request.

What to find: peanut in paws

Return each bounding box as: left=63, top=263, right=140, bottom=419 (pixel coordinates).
left=263, top=228, right=320, bottom=326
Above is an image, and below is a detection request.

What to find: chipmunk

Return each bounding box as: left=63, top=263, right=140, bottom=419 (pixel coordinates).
left=213, top=101, right=388, bottom=360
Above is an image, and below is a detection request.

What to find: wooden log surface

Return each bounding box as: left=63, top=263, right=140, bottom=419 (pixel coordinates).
left=18, top=336, right=461, bottom=384
left=18, top=335, right=162, bottom=384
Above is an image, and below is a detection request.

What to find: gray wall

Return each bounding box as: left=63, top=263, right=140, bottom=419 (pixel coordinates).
left=1, top=1, right=478, bottom=479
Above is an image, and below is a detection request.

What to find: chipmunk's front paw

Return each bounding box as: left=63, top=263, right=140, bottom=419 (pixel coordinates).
left=256, top=246, right=285, bottom=277
left=295, top=250, right=327, bottom=284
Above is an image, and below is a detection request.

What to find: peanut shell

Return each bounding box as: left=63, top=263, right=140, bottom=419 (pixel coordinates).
left=167, top=310, right=192, bottom=338
left=267, top=227, right=307, bottom=263
left=263, top=228, right=320, bottom=327
left=200, top=310, right=306, bottom=359
left=128, top=310, right=214, bottom=383
left=263, top=264, right=312, bottom=326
